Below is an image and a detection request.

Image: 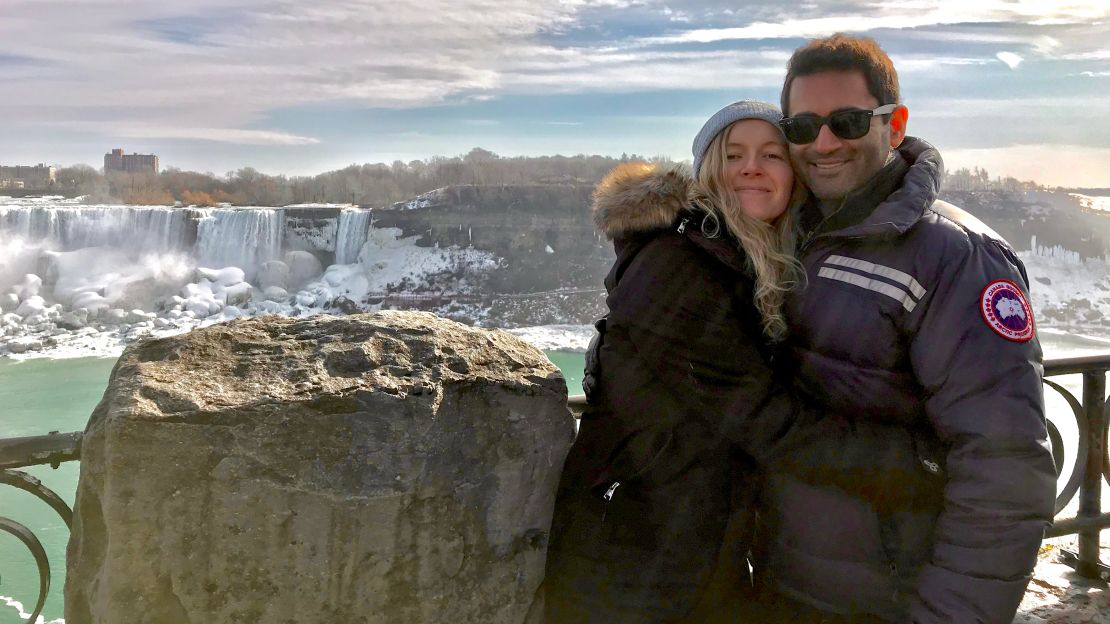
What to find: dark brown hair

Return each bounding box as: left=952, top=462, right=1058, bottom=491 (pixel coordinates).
left=781, top=33, right=899, bottom=116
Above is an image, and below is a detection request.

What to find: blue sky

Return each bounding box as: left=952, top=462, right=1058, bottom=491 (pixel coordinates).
left=2, top=0, right=1109, bottom=187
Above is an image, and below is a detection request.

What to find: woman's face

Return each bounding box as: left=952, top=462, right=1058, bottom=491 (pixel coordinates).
left=722, top=119, right=794, bottom=222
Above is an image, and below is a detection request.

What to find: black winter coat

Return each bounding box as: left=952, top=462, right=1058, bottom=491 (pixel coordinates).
left=543, top=164, right=930, bottom=624
left=759, top=138, right=1056, bottom=623
left=543, top=163, right=785, bottom=623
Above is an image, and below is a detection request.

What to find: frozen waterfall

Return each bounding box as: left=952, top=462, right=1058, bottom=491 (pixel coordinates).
left=195, top=208, right=285, bottom=279
left=0, top=205, right=191, bottom=252
left=335, top=209, right=373, bottom=265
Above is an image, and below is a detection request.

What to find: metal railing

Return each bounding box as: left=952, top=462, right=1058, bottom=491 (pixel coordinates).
left=2, top=354, right=1108, bottom=619
left=0, top=430, right=81, bottom=623
left=1040, top=354, right=1110, bottom=579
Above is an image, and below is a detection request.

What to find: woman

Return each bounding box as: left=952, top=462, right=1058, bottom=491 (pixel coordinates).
left=543, top=100, right=811, bottom=623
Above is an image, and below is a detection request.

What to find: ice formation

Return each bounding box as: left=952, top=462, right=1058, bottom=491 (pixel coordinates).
left=0, top=197, right=503, bottom=358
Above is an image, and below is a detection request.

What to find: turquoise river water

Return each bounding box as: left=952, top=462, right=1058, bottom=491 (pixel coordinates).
left=0, top=335, right=1103, bottom=623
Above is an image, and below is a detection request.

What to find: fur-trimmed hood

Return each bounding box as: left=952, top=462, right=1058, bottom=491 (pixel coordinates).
left=592, top=163, right=693, bottom=240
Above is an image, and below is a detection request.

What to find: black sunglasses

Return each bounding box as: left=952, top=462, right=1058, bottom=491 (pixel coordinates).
left=778, top=104, right=898, bottom=145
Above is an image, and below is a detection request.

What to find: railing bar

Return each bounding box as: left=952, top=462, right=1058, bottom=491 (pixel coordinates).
left=1077, top=370, right=1107, bottom=578
left=1045, top=512, right=1110, bottom=538
left=1103, top=396, right=1110, bottom=488
left=0, top=430, right=82, bottom=470
left=1044, top=354, right=1110, bottom=376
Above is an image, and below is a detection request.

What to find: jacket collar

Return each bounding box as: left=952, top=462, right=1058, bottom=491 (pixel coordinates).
left=592, top=162, right=691, bottom=240
left=592, top=162, right=748, bottom=273
left=799, top=136, right=943, bottom=242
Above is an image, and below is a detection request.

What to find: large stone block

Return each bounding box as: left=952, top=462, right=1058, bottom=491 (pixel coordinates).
left=65, top=311, right=574, bottom=623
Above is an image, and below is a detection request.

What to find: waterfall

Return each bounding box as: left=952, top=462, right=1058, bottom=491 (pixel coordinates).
left=0, top=206, right=61, bottom=243
left=335, top=209, right=372, bottom=265
left=58, top=207, right=190, bottom=252
left=195, top=208, right=285, bottom=277
left=0, top=204, right=300, bottom=279
left=0, top=205, right=190, bottom=252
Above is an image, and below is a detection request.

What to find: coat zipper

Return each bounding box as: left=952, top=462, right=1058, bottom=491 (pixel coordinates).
left=600, top=481, right=621, bottom=524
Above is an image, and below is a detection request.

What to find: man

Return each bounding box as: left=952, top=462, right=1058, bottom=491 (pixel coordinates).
left=757, top=34, right=1057, bottom=623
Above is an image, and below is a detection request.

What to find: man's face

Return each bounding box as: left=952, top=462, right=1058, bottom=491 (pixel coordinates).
left=786, top=70, right=903, bottom=201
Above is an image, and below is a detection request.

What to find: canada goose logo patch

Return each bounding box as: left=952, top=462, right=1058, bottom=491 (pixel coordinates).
left=980, top=280, right=1034, bottom=342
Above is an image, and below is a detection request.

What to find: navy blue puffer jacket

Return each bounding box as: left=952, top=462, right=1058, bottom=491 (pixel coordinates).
left=760, top=138, right=1056, bottom=623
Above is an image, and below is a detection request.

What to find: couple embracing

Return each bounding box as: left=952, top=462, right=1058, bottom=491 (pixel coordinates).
left=542, top=34, right=1056, bottom=624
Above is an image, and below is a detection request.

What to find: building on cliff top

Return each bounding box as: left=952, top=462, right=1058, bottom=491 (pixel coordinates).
left=104, top=148, right=159, bottom=174
left=0, top=164, right=56, bottom=190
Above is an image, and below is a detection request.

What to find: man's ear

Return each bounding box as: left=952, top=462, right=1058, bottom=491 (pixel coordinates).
left=889, top=105, right=908, bottom=148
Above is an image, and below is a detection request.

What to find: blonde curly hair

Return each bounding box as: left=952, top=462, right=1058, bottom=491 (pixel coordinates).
left=693, top=122, right=807, bottom=341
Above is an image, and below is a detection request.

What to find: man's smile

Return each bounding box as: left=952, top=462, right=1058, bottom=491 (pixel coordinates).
left=809, top=159, right=849, bottom=172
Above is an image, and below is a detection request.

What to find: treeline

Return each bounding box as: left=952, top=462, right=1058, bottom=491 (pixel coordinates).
left=55, top=148, right=670, bottom=207
left=52, top=149, right=1040, bottom=207
left=945, top=166, right=1040, bottom=193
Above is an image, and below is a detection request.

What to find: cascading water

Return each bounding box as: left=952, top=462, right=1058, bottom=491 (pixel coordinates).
left=0, top=205, right=191, bottom=252
left=335, top=209, right=373, bottom=265
left=0, top=198, right=502, bottom=357
left=0, top=203, right=289, bottom=321
left=58, top=207, right=191, bottom=252
left=0, top=206, right=62, bottom=243
left=194, top=208, right=285, bottom=279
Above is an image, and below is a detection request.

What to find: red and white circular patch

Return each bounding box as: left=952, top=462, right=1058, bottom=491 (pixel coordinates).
left=980, top=280, right=1035, bottom=342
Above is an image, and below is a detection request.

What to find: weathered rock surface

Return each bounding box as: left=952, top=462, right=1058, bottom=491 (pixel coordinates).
left=65, top=311, right=575, bottom=624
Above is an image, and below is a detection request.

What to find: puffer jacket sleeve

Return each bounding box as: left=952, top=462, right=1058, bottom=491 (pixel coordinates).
left=907, top=235, right=1056, bottom=623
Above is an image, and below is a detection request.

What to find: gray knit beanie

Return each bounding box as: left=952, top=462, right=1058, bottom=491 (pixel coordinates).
left=692, top=100, right=784, bottom=179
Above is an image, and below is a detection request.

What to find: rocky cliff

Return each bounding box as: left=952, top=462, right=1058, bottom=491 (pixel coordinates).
left=373, top=184, right=612, bottom=327
left=942, top=189, right=1110, bottom=257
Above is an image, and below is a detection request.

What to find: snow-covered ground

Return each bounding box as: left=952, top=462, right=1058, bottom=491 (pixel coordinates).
left=505, top=324, right=594, bottom=352
left=1070, top=193, right=1110, bottom=214
left=1020, top=237, right=1110, bottom=334
left=1018, top=539, right=1110, bottom=622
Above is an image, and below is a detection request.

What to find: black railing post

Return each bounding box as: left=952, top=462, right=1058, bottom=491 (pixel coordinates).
left=1077, top=370, right=1107, bottom=578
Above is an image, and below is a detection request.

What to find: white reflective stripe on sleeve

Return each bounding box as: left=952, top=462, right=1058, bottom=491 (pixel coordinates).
left=824, top=255, right=926, bottom=299
left=817, top=267, right=919, bottom=312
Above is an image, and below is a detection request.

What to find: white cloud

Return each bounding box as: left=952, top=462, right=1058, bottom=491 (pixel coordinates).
left=0, top=0, right=586, bottom=138
left=996, top=51, right=1024, bottom=69
left=639, top=15, right=963, bottom=45
left=909, top=96, right=1110, bottom=118
left=498, top=47, right=787, bottom=92
left=895, top=30, right=1062, bottom=55
left=115, top=127, right=322, bottom=146
left=632, top=2, right=1107, bottom=45
left=1062, top=50, right=1110, bottom=60
left=1, top=0, right=1109, bottom=174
